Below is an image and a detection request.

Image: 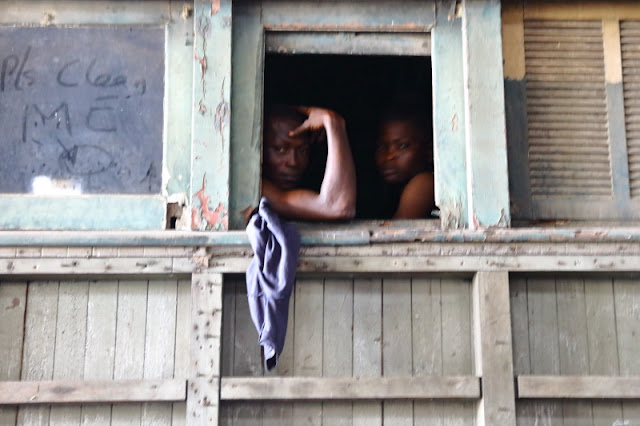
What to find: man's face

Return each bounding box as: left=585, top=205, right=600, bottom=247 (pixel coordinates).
left=263, top=116, right=310, bottom=190
left=375, top=119, right=429, bottom=184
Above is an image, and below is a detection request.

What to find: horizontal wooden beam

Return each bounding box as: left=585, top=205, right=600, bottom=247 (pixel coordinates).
left=261, top=1, right=435, bottom=32
left=524, top=3, right=640, bottom=21
left=266, top=32, right=430, bottom=56
left=3, top=254, right=640, bottom=276
left=220, top=376, right=480, bottom=401
left=210, top=255, right=640, bottom=274
left=518, top=375, right=640, bottom=399
left=0, top=258, right=184, bottom=275
left=0, top=379, right=186, bottom=405
left=0, top=1, right=171, bottom=25
left=2, top=226, right=640, bottom=247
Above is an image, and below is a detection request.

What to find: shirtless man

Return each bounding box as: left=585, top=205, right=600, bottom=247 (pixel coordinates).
left=374, top=110, right=435, bottom=219
left=261, top=105, right=356, bottom=221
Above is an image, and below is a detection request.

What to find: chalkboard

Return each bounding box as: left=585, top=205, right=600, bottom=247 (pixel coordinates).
left=0, top=27, right=164, bottom=194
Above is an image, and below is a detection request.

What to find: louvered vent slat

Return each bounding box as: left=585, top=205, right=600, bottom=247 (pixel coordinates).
left=524, top=20, right=612, bottom=198
left=622, top=21, right=640, bottom=198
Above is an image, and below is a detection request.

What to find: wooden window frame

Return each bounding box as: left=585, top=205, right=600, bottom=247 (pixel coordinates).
left=0, top=1, right=193, bottom=230
left=228, top=0, right=439, bottom=229
left=229, top=0, right=511, bottom=230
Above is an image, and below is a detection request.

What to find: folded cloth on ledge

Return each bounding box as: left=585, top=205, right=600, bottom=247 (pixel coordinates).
left=246, top=197, right=300, bottom=371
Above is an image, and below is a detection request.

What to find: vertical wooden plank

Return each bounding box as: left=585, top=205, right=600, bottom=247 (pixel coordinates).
left=472, top=272, right=516, bottom=426
left=112, top=280, right=148, bottom=426
left=352, top=278, right=382, bottom=426
left=191, top=0, right=232, bottom=231
left=432, top=0, right=469, bottom=229
left=166, top=0, right=194, bottom=204
left=509, top=276, right=534, bottom=426
left=81, top=280, right=118, bottom=426
left=49, top=280, right=89, bottom=426
left=219, top=278, right=237, bottom=426
left=322, top=279, right=353, bottom=426
left=0, top=282, right=27, bottom=426
left=555, top=278, right=592, bottom=425
left=585, top=278, right=623, bottom=426
left=17, top=281, right=59, bottom=426
left=603, top=18, right=632, bottom=215
left=262, top=282, right=295, bottom=426
left=142, top=279, right=178, bottom=425
left=502, top=0, right=532, bottom=219
left=441, top=278, right=475, bottom=426
left=614, top=278, right=640, bottom=424
left=229, top=0, right=263, bottom=229
left=412, top=278, right=443, bottom=426
left=293, top=278, right=324, bottom=426
left=461, top=0, right=510, bottom=228
left=231, top=275, right=263, bottom=426
left=173, top=278, right=192, bottom=426
left=382, top=278, right=413, bottom=426
left=188, top=273, right=224, bottom=425
left=527, top=277, right=562, bottom=426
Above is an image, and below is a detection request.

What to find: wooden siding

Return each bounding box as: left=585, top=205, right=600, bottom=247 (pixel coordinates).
left=1, top=278, right=189, bottom=426
left=511, top=275, right=640, bottom=426
left=219, top=275, right=476, bottom=425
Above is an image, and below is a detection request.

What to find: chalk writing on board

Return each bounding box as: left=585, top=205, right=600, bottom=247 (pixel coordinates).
left=0, top=27, right=164, bottom=194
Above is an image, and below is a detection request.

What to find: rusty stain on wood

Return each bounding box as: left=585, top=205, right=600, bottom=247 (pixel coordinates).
left=192, top=175, right=229, bottom=230
left=210, top=0, right=220, bottom=16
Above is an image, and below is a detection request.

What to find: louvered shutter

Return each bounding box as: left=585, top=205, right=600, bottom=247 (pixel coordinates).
left=507, top=15, right=640, bottom=220
left=525, top=20, right=611, bottom=199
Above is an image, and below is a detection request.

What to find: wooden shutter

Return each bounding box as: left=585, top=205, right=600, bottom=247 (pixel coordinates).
left=505, top=4, right=640, bottom=221
left=524, top=20, right=612, bottom=200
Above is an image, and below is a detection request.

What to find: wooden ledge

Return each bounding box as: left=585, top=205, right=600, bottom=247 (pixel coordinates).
left=0, top=379, right=186, bottom=405
left=220, top=376, right=480, bottom=401
left=2, top=224, right=640, bottom=247
left=518, top=375, right=640, bottom=399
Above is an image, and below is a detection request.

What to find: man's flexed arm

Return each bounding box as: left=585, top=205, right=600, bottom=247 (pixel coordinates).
left=263, top=107, right=356, bottom=221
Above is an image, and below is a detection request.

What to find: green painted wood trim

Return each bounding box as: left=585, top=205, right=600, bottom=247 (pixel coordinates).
left=190, top=0, right=232, bottom=231
left=0, top=195, right=165, bottom=231
left=229, top=0, right=263, bottom=229
left=165, top=1, right=194, bottom=204
left=461, top=0, right=511, bottom=228
left=432, top=1, right=469, bottom=229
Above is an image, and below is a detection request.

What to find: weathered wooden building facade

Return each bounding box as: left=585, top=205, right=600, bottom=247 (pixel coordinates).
left=1, top=1, right=639, bottom=425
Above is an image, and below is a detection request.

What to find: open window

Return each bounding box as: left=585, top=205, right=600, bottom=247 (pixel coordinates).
left=229, top=1, right=439, bottom=228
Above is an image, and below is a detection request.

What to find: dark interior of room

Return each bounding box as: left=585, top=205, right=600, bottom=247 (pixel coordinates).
left=264, top=54, right=433, bottom=219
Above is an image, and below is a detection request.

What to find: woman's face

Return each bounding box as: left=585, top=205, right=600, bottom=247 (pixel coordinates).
left=375, top=119, right=429, bottom=184
left=263, top=116, right=310, bottom=190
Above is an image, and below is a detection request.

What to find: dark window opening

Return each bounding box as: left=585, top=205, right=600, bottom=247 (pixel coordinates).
left=264, top=54, right=433, bottom=219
